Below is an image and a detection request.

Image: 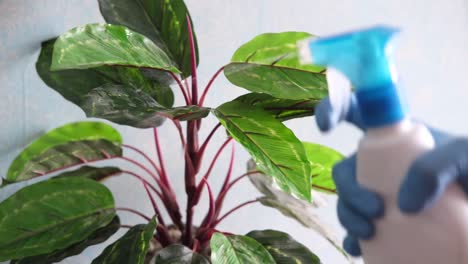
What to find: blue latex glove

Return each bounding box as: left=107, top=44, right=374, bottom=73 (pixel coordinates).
left=315, top=95, right=458, bottom=256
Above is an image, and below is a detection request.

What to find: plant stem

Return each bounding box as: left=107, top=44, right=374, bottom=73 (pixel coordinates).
left=213, top=170, right=258, bottom=219
left=153, top=128, right=173, bottom=192
left=198, top=178, right=216, bottom=228
left=143, top=181, right=166, bottom=226
left=199, top=66, right=225, bottom=106
left=122, top=170, right=163, bottom=200
left=116, top=207, right=152, bottom=221
left=197, top=123, right=222, bottom=160
left=170, top=72, right=190, bottom=105
left=183, top=120, right=198, bottom=246
left=195, top=138, right=233, bottom=201
left=186, top=14, right=198, bottom=105
left=122, top=144, right=163, bottom=180
left=212, top=199, right=259, bottom=227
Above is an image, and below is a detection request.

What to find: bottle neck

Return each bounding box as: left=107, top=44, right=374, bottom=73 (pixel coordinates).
left=355, top=83, right=406, bottom=128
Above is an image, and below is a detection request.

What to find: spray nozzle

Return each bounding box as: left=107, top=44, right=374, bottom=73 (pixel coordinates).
left=298, top=25, right=405, bottom=128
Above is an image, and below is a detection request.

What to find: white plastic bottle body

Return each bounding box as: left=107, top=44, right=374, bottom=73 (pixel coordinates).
left=357, top=119, right=468, bottom=264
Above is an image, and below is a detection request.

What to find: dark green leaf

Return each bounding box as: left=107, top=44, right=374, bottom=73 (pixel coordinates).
left=57, top=166, right=122, bottom=181
left=155, top=244, right=209, bottom=264
left=91, top=217, right=157, bottom=264
left=214, top=100, right=312, bottom=201
left=51, top=24, right=179, bottom=73
left=6, top=121, right=122, bottom=183
left=98, top=0, right=199, bottom=77
left=304, top=142, right=343, bottom=194
left=11, top=216, right=120, bottom=264
left=210, top=233, right=275, bottom=264
left=235, top=93, right=319, bottom=121
left=0, top=177, right=115, bottom=261
left=224, top=32, right=327, bottom=100
left=38, top=39, right=174, bottom=109
left=81, top=85, right=210, bottom=128
left=247, top=230, right=320, bottom=264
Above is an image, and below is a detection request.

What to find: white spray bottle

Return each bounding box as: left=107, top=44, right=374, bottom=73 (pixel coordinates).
left=298, top=26, right=468, bottom=264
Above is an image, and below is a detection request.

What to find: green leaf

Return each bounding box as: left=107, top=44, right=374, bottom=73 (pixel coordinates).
left=247, top=230, right=320, bottom=264
left=214, top=100, right=311, bottom=201
left=98, top=0, right=199, bottom=77
left=155, top=244, right=209, bottom=264
left=91, top=217, right=157, bottom=264
left=235, top=93, right=320, bottom=121
left=11, top=216, right=120, bottom=264
left=210, top=233, right=275, bottom=264
left=57, top=166, right=122, bottom=181
left=0, top=177, right=115, bottom=261
left=37, top=39, right=174, bottom=109
left=81, top=85, right=210, bottom=128
left=51, top=23, right=179, bottom=73
left=224, top=32, right=327, bottom=100
left=6, top=121, right=122, bottom=183
left=304, top=142, right=344, bottom=193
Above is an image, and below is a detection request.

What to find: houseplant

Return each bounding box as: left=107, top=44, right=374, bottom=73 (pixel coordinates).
left=0, top=0, right=349, bottom=263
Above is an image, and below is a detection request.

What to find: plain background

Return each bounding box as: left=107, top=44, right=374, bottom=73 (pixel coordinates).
left=1, top=0, right=468, bottom=263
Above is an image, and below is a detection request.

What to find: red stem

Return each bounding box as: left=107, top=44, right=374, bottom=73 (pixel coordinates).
left=198, top=123, right=222, bottom=159
left=156, top=113, right=186, bottom=147
left=212, top=199, right=259, bottom=227
left=186, top=14, right=198, bottom=105
left=184, top=78, right=191, bottom=99
left=122, top=170, right=163, bottom=200
left=122, top=144, right=163, bottom=180
left=198, top=138, right=233, bottom=187
left=199, top=178, right=216, bottom=228
left=170, top=72, right=190, bottom=105
left=116, top=207, right=152, bottom=221
left=153, top=128, right=172, bottom=191
left=199, top=66, right=225, bottom=106
left=143, top=181, right=166, bottom=227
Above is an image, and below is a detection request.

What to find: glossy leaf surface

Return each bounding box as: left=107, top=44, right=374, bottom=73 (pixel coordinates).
left=214, top=100, right=311, bottom=201
left=235, top=93, right=319, bottom=121
left=12, top=216, right=120, bottom=264
left=91, top=217, right=157, bottom=264
left=304, top=142, right=343, bottom=193
left=81, top=85, right=210, bottom=128
left=224, top=32, right=327, bottom=100
left=98, top=0, right=199, bottom=77
left=210, top=233, right=275, bottom=264
left=6, top=121, right=122, bottom=183
left=51, top=24, right=179, bottom=73
left=57, top=166, right=122, bottom=181
left=247, top=230, right=320, bottom=264
left=0, top=177, right=115, bottom=261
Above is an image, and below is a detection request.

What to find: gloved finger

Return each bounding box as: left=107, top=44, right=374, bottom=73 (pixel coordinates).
left=333, top=155, right=384, bottom=219
left=343, top=234, right=362, bottom=257
left=315, top=94, right=365, bottom=132
left=337, top=199, right=375, bottom=239
left=399, top=138, right=468, bottom=213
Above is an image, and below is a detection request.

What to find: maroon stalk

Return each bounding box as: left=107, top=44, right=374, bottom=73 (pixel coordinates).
left=211, top=199, right=259, bottom=227
left=122, top=144, right=163, bottom=179
left=116, top=207, right=152, bottom=221
left=170, top=72, right=190, bottom=105
left=183, top=13, right=201, bottom=246
left=198, top=178, right=216, bottom=228
left=153, top=128, right=173, bottom=191
left=197, top=123, right=222, bottom=160
left=199, top=66, right=225, bottom=106
left=143, top=182, right=167, bottom=228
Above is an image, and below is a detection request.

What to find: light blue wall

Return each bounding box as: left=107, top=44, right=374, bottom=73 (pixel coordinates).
left=1, top=0, right=468, bottom=263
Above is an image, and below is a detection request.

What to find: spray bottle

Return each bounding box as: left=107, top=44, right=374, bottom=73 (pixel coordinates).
left=298, top=26, right=468, bottom=264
